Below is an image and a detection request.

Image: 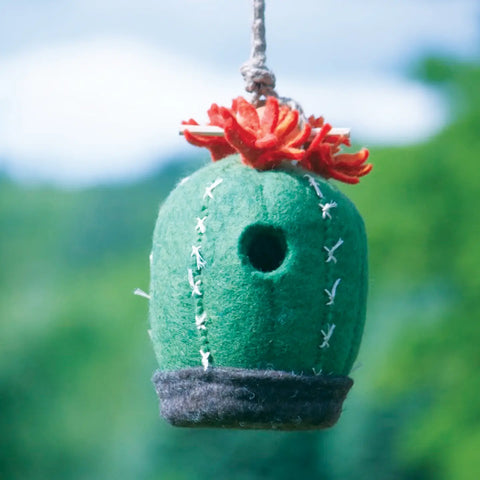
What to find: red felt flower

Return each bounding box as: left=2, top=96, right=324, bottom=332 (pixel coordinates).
left=183, top=96, right=372, bottom=183
left=300, top=120, right=372, bottom=185
left=182, top=118, right=235, bottom=161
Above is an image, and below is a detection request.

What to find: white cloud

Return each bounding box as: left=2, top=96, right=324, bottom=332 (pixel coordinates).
left=0, top=38, right=240, bottom=186
left=0, top=37, right=446, bottom=186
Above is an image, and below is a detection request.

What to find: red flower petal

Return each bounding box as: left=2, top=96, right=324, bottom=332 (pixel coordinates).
left=255, top=133, right=279, bottom=150
left=182, top=119, right=199, bottom=126
left=287, top=123, right=310, bottom=149
left=275, top=109, right=299, bottom=139
left=260, top=96, right=280, bottom=135
left=234, top=97, right=260, bottom=132
left=183, top=130, right=235, bottom=161
left=207, top=104, right=227, bottom=127
left=223, top=113, right=258, bottom=149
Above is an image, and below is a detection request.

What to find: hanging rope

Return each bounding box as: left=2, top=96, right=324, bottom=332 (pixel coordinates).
left=240, top=0, right=277, bottom=105
left=240, top=0, right=306, bottom=118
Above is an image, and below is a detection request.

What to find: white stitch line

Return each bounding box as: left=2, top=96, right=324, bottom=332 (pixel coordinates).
left=200, top=349, right=210, bottom=371
left=203, top=177, right=223, bottom=199
left=191, top=245, right=206, bottom=270
left=319, top=201, right=338, bottom=220
left=320, top=323, right=336, bottom=348
left=178, top=176, right=191, bottom=186
left=304, top=174, right=324, bottom=198
left=312, top=367, right=323, bottom=376
left=188, top=268, right=202, bottom=296
left=133, top=288, right=150, bottom=300
left=193, top=177, right=224, bottom=370
left=324, top=238, right=344, bottom=264
left=149, top=252, right=153, bottom=265
left=325, top=278, right=341, bottom=306
left=195, top=216, right=207, bottom=234
left=351, top=362, right=363, bottom=373
left=195, top=312, right=207, bottom=330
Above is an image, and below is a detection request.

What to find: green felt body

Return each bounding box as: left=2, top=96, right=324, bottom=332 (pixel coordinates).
left=149, top=155, right=367, bottom=376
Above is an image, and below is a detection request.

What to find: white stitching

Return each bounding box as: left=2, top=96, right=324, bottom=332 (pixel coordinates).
left=133, top=288, right=150, bottom=300
left=195, top=216, right=207, bottom=234
left=350, top=362, right=363, bottom=373
left=325, top=278, right=341, bottom=306
left=200, top=349, right=210, bottom=370
left=304, top=174, right=324, bottom=198
left=324, top=238, right=344, bottom=263
left=195, top=312, right=207, bottom=330
left=319, top=201, right=338, bottom=220
left=192, top=177, right=224, bottom=370
left=188, top=269, right=202, bottom=296
left=191, top=245, right=206, bottom=270
left=320, top=323, right=336, bottom=348
left=203, top=177, right=223, bottom=199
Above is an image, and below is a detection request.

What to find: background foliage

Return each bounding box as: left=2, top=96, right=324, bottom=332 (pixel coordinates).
left=1, top=59, right=479, bottom=479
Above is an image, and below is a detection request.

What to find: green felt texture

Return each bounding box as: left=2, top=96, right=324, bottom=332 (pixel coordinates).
left=149, top=155, right=368, bottom=376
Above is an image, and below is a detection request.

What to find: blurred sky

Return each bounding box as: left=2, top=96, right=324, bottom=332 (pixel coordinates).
left=0, top=0, right=478, bottom=186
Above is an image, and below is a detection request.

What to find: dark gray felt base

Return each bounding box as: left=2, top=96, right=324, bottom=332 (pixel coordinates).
left=152, top=367, right=353, bottom=430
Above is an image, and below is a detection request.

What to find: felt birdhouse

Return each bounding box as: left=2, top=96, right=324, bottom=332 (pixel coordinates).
left=148, top=97, right=371, bottom=430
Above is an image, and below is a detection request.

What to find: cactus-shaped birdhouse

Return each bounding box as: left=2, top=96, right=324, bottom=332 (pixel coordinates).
left=148, top=97, right=371, bottom=429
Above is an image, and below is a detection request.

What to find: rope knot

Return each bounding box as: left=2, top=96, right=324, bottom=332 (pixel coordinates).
left=240, top=61, right=276, bottom=103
